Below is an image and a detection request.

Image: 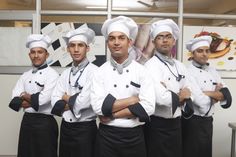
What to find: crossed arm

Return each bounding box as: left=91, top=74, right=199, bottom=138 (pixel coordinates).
left=203, top=83, right=224, bottom=103
left=99, top=96, right=139, bottom=123
left=20, top=92, right=31, bottom=108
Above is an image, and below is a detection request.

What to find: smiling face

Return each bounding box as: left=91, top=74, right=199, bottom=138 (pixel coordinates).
left=29, top=47, right=49, bottom=67
left=67, top=41, right=90, bottom=65
left=107, top=31, right=131, bottom=64
left=192, top=46, right=210, bottom=65
left=153, top=31, right=176, bottom=57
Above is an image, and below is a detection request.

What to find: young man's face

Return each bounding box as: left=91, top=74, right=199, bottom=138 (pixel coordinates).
left=67, top=41, right=89, bottom=64
left=107, top=31, right=131, bottom=63
left=153, top=31, right=176, bottom=56
left=29, top=47, right=48, bottom=67
left=192, top=46, right=210, bottom=65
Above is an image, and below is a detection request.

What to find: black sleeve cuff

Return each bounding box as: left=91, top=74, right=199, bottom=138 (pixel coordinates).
left=9, top=97, right=22, bottom=112
left=51, top=100, right=66, bottom=117
left=220, top=87, right=232, bottom=109
left=68, top=93, right=80, bottom=115
left=31, top=92, right=40, bottom=111
left=170, top=91, right=180, bottom=115
left=182, top=98, right=194, bottom=118
left=102, top=94, right=116, bottom=117
left=128, top=103, right=149, bottom=122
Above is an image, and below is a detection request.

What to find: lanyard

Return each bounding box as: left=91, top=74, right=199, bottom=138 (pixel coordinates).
left=155, top=54, right=184, bottom=82
left=68, top=62, right=89, bottom=89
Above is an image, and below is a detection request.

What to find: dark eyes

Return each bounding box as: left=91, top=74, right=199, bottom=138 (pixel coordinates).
left=156, top=34, right=173, bottom=40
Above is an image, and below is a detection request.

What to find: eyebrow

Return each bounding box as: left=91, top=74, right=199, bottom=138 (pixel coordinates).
left=109, top=34, right=127, bottom=37
left=157, top=33, right=172, bottom=36
left=196, top=48, right=210, bottom=51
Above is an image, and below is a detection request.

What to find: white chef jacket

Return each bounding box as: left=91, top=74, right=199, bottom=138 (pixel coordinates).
left=90, top=60, right=155, bottom=128
left=12, top=65, right=59, bottom=115
left=188, top=63, right=228, bottom=117
left=51, top=63, right=98, bottom=123
left=145, top=55, right=192, bottom=118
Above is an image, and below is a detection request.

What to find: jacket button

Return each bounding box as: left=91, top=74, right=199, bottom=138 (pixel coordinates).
left=126, top=85, right=129, bottom=88
left=126, top=69, right=129, bottom=73
left=70, top=119, right=72, bottom=122
left=114, top=84, right=117, bottom=87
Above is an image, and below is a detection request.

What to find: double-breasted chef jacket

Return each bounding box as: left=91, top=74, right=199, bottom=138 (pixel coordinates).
left=51, top=62, right=98, bottom=122
left=90, top=60, right=155, bottom=128
left=10, top=64, right=59, bottom=114
left=188, top=62, right=231, bottom=116
left=145, top=53, right=193, bottom=118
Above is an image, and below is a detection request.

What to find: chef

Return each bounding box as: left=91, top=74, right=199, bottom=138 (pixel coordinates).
left=182, top=35, right=232, bottom=157
left=90, top=16, right=155, bottom=157
left=9, top=34, right=59, bottom=157
left=51, top=23, right=98, bottom=157
left=144, top=19, right=194, bottom=157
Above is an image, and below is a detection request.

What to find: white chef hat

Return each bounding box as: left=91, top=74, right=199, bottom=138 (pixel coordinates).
left=101, top=16, right=138, bottom=41
left=186, top=35, right=212, bottom=52
left=63, top=23, right=95, bottom=45
left=150, top=19, right=179, bottom=40
left=26, top=34, right=52, bottom=50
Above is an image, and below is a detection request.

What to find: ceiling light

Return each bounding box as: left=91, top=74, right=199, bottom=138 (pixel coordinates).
left=86, top=6, right=129, bottom=10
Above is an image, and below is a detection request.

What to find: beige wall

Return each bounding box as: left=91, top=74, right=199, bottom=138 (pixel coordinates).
left=213, top=79, right=236, bottom=157
left=0, top=75, right=22, bottom=155
left=0, top=74, right=235, bottom=156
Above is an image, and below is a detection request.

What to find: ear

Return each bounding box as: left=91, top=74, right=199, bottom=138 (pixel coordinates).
left=86, top=45, right=90, bottom=52
left=152, top=39, right=155, bottom=44
left=173, top=39, right=176, bottom=46
left=46, top=51, right=49, bottom=58
left=129, top=39, right=133, bottom=47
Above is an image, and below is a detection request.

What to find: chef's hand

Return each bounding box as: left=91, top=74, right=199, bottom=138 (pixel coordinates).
left=21, top=100, right=31, bottom=109
left=178, top=87, right=191, bottom=104
left=62, top=92, right=70, bottom=103
left=99, top=115, right=113, bottom=124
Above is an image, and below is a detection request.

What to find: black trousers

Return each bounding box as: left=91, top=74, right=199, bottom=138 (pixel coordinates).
left=144, top=116, right=182, bottom=157
left=17, top=112, right=58, bottom=157
left=59, top=119, right=97, bottom=157
left=182, top=115, right=213, bottom=157
left=95, top=123, right=146, bottom=157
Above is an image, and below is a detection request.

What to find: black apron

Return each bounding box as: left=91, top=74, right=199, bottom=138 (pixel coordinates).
left=18, top=112, right=58, bottom=157
left=144, top=116, right=182, bottom=157
left=59, top=119, right=97, bottom=157
left=96, top=123, right=146, bottom=157
left=182, top=115, right=213, bottom=157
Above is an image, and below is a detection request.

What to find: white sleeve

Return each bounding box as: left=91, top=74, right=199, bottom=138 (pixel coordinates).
left=145, top=61, right=172, bottom=107
left=12, top=74, right=25, bottom=98
left=138, top=68, right=156, bottom=116
left=211, top=68, right=231, bottom=106
left=51, top=72, right=66, bottom=107
left=186, top=70, right=211, bottom=114
left=90, top=70, right=107, bottom=115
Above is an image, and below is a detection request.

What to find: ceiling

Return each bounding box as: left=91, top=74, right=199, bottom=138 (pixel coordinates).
left=1, top=0, right=236, bottom=27
left=1, top=0, right=236, bottom=14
